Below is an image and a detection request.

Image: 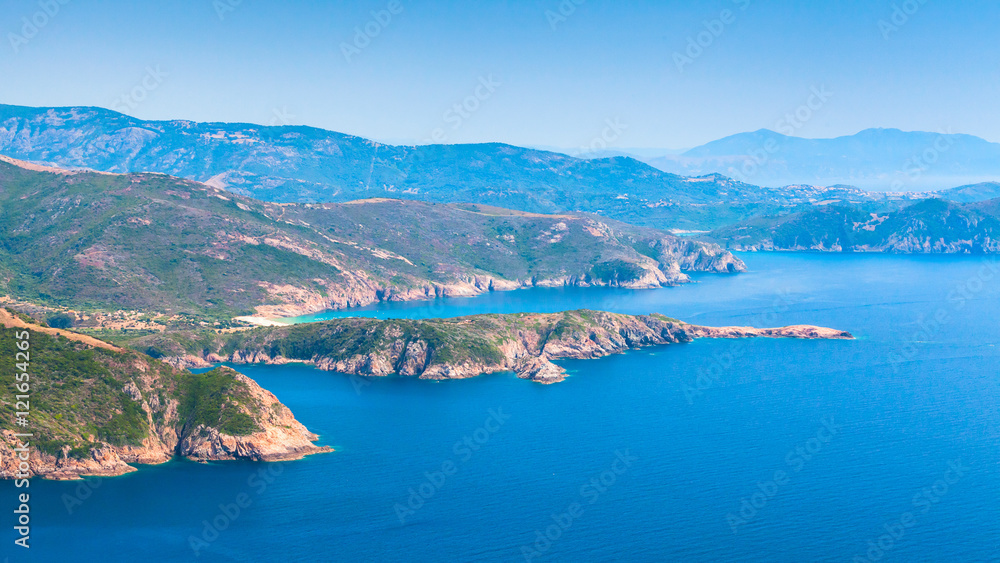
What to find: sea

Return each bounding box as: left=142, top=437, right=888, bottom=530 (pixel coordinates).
left=5, top=252, right=1000, bottom=562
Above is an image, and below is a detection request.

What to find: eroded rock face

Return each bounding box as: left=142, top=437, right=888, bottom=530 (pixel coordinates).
left=251, top=246, right=746, bottom=319
left=658, top=238, right=748, bottom=274
left=0, top=431, right=141, bottom=481
left=514, top=357, right=566, bottom=384
left=681, top=324, right=854, bottom=340
left=398, top=340, right=430, bottom=376
left=0, top=366, right=331, bottom=481
left=165, top=312, right=851, bottom=386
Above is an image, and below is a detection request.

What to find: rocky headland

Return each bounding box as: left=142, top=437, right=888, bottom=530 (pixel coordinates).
left=136, top=310, right=853, bottom=385
left=0, top=157, right=745, bottom=322
left=0, top=309, right=330, bottom=480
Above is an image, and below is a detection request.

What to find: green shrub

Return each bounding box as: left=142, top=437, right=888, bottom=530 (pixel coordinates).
left=177, top=369, right=261, bottom=436
left=47, top=313, right=75, bottom=329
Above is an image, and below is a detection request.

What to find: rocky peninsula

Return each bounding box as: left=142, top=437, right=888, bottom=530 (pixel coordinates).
left=0, top=308, right=330, bottom=480
left=136, top=310, right=853, bottom=385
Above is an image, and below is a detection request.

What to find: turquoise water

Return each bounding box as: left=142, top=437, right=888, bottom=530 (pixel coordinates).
left=5, top=253, right=1000, bottom=562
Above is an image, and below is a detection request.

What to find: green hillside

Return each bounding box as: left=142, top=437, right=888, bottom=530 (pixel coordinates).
left=0, top=309, right=257, bottom=454
left=0, top=159, right=742, bottom=319
left=708, top=198, right=1000, bottom=252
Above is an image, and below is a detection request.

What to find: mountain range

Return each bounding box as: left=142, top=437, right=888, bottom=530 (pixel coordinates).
left=641, top=128, right=1000, bottom=191
left=0, top=104, right=945, bottom=231
left=3, top=104, right=1000, bottom=254
left=0, top=105, right=765, bottom=209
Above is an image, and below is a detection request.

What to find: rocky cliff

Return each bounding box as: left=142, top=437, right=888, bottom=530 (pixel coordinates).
left=137, top=310, right=852, bottom=385
left=0, top=309, right=330, bottom=480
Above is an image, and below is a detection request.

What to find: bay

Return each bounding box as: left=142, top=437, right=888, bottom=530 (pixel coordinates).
left=8, top=253, right=1000, bottom=562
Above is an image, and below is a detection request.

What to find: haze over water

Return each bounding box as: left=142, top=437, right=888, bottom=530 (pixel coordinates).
left=10, top=253, right=1000, bottom=562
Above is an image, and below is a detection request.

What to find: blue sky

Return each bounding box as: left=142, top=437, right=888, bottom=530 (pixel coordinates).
left=1, top=0, right=998, bottom=149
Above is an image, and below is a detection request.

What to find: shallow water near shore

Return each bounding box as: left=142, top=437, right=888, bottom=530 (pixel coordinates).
left=7, top=253, right=1000, bottom=562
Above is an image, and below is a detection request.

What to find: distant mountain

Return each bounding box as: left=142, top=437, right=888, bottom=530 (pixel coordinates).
left=0, top=105, right=786, bottom=228
left=5, top=105, right=999, bottom=235
left=931, top=181, right=1000, bottom=203
left=0, top=157, right=741, bottom=319
left=527, top=146, right=688, bottom=160
left=707, top=198, right=1000, bottom=253
left=644, top=128, right=1000, bottom=191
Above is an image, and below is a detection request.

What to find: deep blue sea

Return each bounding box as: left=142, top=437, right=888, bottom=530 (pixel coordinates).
left=5, top=253, right=1000, bottom=562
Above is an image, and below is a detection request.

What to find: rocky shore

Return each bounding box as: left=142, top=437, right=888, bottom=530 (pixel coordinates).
left=252, top=245, right=746, bottom=319
left=147, top=310, right=853, bottom=385
left=0, top=366, right=331, bottom=481
left=0, top=310, right=331, bottom=481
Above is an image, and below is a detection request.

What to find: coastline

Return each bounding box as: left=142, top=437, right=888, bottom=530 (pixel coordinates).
left=154, top=312, right=854, bottom=385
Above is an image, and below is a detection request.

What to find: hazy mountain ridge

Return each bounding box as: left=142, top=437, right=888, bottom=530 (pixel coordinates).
left=5, top=105, right=1000, bottom=252
left=0, top=104, right=883, bottom=231
left=931, top=181, right=1000, bottom=203
left=0, top=105, right=773, bottom=207
left=644, top=128, right=1000, bottom=190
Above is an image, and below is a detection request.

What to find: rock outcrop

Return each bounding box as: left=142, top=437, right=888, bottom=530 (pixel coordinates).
left=0, top=365, right=330, bottom=481
left=251, top=255, right=738, bottom=319
left=0, top=311, right=331, bottom=481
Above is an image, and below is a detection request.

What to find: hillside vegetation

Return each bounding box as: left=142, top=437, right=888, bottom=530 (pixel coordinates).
left=128, top=310, right=853, bottom=384
left=709, top=198, right=1000, bottom=253
left=0, top=105, right=881, bottom=230
left=0, top=158, right=742, bottom=319
left=0, top=308, right=329, bottom=479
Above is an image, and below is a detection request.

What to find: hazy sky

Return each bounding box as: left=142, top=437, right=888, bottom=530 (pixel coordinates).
left=2, top=0, right=998, bottom=149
